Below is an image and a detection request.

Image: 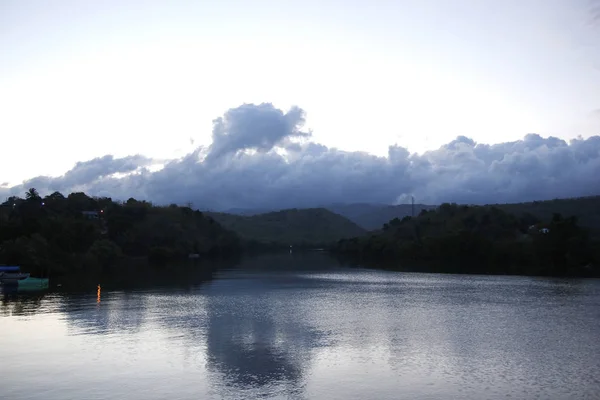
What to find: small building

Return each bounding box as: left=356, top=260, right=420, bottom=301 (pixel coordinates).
left=82, top=211, right=99, bottom=220
left=528, top=224, right=550, bottom=234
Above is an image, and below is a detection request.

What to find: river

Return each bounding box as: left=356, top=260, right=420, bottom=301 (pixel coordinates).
left=1, top=252, right=599, bottom=399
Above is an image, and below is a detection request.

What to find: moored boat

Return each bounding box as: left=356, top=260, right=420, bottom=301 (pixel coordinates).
left=0, top=266, right=30, bottom=284
left=14, top=277, right=50, bottom=291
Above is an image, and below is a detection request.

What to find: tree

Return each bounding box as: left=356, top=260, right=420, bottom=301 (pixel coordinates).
left=88, top=239, right=122, bottom=268
left=67, top=192, right=96, bottom=212
left=335, top=203, right=598, bottom=277
left=2, top=196, right=22, bottom=207
left=0, top=189, right=241, bottom=275
left=25, top=188, right=41, bottom=201
left=45, top=191, right=65, bottom=202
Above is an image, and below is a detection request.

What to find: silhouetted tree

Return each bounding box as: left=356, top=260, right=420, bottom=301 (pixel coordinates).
left=25, top=188, right=41, bottom=201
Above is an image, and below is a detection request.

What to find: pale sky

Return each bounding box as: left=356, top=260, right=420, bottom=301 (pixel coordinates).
left=1, top=0, right=599, bottom=186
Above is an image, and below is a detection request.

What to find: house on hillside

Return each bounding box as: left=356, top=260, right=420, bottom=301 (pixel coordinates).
left=82, top=210, right=108, bottom=235
left=82, top=211, right=99, bottom=220
left=528, top=224, right=550, bottom=234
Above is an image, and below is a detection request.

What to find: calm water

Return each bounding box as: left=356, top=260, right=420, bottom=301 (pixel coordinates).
left=2, top=253, right=600, bottom=400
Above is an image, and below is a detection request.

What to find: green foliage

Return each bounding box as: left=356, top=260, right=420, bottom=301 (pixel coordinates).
left=327, top=197, right=600, bottom=234
left=0, top=189, right=241, bottom=275
left=206, top=208, right=366, bottom=246
left=496, top=196, right=600, bottom=238
left=25, top=188, right=41, bottom=201
left=0, top=233, right=50, bottom=272
left=88, top=239, right=123, bottom=268
left=336, top=203, right=599, bottom=277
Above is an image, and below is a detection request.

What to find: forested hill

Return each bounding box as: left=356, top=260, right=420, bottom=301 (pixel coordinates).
left=326, top=203, right=437, bottom=230
left=495, top=196, right=600, bottom=237
left=0, top=189, right=240, bottom=275
left=205, top=208, right=366, bottom=246
left=335, top=203, right=600, bottom=277
left=326, top=196, right=600, bottom=232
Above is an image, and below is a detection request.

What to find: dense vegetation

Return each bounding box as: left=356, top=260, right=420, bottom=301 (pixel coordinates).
left=496, top=196, right=600, bottom=238
left=206, top=208, right=366, bottom=247
left=0, top=189, right=241, bottom=275
left=335, top=203, right=600, bottom=277
left=326, top=196, right=600, bottom=234
left=2, top=188, right=598, bottom=279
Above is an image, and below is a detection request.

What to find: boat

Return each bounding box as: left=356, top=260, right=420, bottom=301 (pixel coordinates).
left=0, top=266, right=30, bottom=284
left=14, top=277, right=49, bottom=291
left=0, top=266, right=49, bottom=293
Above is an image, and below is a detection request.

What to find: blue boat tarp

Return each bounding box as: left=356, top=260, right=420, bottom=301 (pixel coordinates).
left=0, top=266, right=21, bottom=272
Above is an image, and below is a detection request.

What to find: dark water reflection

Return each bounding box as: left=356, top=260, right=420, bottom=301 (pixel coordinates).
left=1, top=252, right=600, bottom=399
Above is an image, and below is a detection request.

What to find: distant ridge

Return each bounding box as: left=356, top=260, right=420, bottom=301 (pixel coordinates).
left=325, top=203, right=437, bottom=231
left=210, top=195, right=600, bottom=235
left=205, top=208, right=366, bottom=245
left=221, top=207, right=273, bottom=216
left=217, top=203, right=438, bottom=231
left=495, top=196, right=600, bottom=236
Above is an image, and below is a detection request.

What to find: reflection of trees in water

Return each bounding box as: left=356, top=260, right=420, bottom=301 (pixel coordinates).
left=55, top=258, right=239, bottom=335
left=0, top=292, right=47, bottom=316
left=219, top=251, right=341, bottom=273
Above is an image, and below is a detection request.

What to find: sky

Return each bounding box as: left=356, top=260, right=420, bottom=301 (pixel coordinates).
left=1, top=0, right=599, bottom=208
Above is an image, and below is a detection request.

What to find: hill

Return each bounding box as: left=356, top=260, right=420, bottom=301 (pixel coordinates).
left=0, top=189, right=241, bottom=275
left=206, top=196, right=600, bottom=234
left=494, top=196, right=600, bottom=237
left=326, top=203, right=437, bottom=230
left=335, top=203, right=600, bottom=277
left=222, top=207, right=274, bottom=216
left=327, top=196, right=600, bottom=233
left=206, top=208, right=366, bottom=246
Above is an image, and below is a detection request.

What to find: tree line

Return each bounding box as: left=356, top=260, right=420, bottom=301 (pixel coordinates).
left=2, top=189, right=599, bottom=278
left=335, top=203, right=600, bottom=277
left=0, top=189, right=241, bottom=276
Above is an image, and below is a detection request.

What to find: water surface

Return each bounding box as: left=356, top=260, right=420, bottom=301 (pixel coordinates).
left=2, top=253, right=599, bottom=399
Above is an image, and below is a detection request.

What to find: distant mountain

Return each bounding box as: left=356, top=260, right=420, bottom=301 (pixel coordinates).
left=221, top=207, right=273, bottom=216
left=212, top=203, right=437, bottom=232
left=208, top=196, right=600, bottom=235
left=205, top=208, right=366, bottom=246
left=327, top=196, right=600, bottom=233
left=326, top=203, right=437, bottom=231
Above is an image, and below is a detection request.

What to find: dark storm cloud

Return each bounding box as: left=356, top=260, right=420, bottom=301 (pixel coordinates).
left=2, top=104, right=599, bottom=208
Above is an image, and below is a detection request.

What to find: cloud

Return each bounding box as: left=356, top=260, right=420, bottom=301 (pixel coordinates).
left=206, top=103, right=310, bottom=163
left=593, top=1, right=600, bottom=22
left=1, top=155, right=154, bottom=199
left=2, top=104, right=600, bottom=208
